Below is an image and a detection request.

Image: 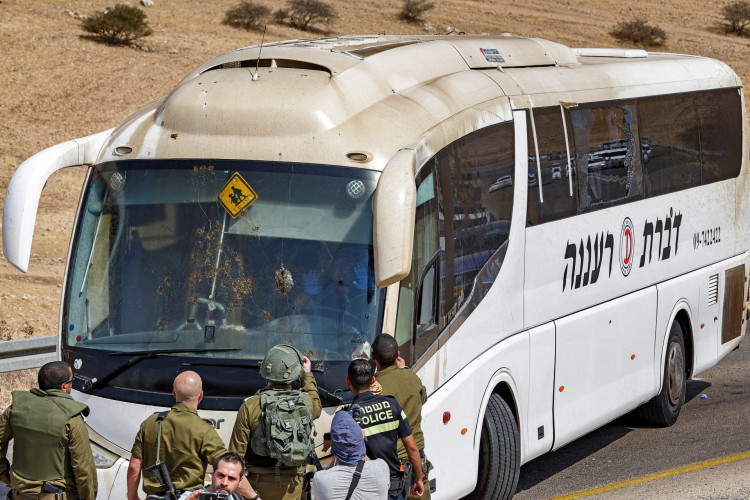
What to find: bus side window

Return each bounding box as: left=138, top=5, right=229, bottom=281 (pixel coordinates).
left=696, top=88, right=743, bottom=184
left=571, top=101, right=644, bottom=212
left=437, top=124, right=514, bottom=325
left=397, top=123, right=516, bottom=363
left=526, top=107, right=577, bottom=226
left=637, top=93, right=701, bottom=197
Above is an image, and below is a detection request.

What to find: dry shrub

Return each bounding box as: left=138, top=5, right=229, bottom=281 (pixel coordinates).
left=223, top=1, right=271, bottom=31
left=21, top=324, right=34, bottom=338
left=610, top=18, right=667, bottom=46
left=0, top=321, right=12, bottom=342
left=722, top=0, right=750, bottom=35
left=81, top=3, right=153, bottom=45
left=400, top=0, right=435, bottom=23
left=274, top=0, right=336, bottom=31
left=0, top=369, right=38, bottom=410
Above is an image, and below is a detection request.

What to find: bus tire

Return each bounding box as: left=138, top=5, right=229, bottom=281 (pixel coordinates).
left=464, top=393, right=520, bottom=500
left=637, top=320, right=686, bottom=426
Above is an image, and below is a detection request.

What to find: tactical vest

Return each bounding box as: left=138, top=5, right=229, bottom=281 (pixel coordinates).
left=10, top=388, right=89, bottom=482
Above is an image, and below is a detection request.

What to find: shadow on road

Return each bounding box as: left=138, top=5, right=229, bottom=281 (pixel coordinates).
left=516, top=379, right=712, bottom=494
left=516, top=424, right=632, bottom=493
left=685, top=379, right=711, bottom=403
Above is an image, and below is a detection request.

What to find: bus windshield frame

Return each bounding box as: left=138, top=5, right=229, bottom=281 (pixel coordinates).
left=62, top=159, right=384, bottom=408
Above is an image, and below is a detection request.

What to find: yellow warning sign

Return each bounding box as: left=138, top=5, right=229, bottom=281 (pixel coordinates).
left=217, top=173, right=258, bottom=218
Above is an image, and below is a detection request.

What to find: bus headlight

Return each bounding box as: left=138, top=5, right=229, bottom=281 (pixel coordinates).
left=90, top=441, right=119, bottom=469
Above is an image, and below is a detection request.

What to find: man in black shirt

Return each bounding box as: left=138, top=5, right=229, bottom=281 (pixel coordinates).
left=346, top=359, right=424, bottom=499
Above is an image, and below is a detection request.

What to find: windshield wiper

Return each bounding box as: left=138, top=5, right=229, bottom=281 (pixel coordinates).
left=108, top=347, right=241, bottom=356
left=181, top=360, right=345, bottom=405
left=317, top=385, right=344, bottom=406
left=80, top=348, right=240, bottom=393
left=82, top=347, right=346, bottom=405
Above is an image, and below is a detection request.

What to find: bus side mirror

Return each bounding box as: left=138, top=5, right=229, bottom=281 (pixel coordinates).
left=2, top=129, right=112, bottom=273
left=373, top=148, right=417, bottom=288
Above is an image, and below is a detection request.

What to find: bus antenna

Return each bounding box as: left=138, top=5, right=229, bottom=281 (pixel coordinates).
left=253, top=25, right=266, bottom=81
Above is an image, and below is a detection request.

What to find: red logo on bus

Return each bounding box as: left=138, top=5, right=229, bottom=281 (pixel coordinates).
left=620, top=217, right=634, bottom=276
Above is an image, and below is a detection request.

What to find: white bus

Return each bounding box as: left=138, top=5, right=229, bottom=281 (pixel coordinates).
left=3, top=35, right=748, bottom=499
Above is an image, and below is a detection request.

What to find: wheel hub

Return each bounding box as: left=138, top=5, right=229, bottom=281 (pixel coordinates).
left=667, top=341, right=685, bottom=406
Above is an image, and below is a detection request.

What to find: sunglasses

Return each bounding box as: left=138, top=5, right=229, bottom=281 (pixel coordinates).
left=61, top=377, right=74, bottom=386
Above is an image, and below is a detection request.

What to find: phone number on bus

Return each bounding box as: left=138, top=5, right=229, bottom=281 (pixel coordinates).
left=693, top=226, right=721, bottom=249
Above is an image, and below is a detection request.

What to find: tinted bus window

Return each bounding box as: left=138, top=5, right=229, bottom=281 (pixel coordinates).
left=696, top=88, right=743, bottom=184
left=526, top=107, right=577, bottom=226
left=395, top=162, right=441, bottom=363
left=435, top=123, right=515, bottom=322
left=638, top=93, right=701, bottom=197
left=571, top=101, right=644, bottom=212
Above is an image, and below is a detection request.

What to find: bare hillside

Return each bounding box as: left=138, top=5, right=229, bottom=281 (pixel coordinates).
left=0, top=0, right=748, bottom=354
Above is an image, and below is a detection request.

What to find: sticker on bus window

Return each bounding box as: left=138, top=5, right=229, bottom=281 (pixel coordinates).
left=480, top=48, right=505, bottom=63
left=217, top=173, right=258, bottom=218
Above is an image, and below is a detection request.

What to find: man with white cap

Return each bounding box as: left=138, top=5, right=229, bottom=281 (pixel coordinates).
left=311, top=411, right=389, bottom=500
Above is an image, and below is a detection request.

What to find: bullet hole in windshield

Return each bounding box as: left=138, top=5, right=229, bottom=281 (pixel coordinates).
left=231, top=277, right=253, bottom=304
left=192, top=165, right=215, bottom=175
left=275, top=267, right=294, bottom=294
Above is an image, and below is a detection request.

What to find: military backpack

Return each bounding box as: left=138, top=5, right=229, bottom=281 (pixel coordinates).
left=250, top=389, right=316, bottom=467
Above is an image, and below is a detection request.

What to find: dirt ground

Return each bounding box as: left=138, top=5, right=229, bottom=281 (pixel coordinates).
left=1, top=0, right=749, bottom=405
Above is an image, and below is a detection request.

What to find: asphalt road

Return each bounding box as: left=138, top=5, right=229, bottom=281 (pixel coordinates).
left=514, top=338, right=750, bottom=499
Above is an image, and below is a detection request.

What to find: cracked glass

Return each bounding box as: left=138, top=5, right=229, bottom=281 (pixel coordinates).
left=64, top=160, right=383, bottom=366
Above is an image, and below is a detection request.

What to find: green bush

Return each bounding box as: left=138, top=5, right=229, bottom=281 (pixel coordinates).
left=82, top=3, right=153, bottom=45
left=400, top=0, right=435, bottom=23
left=609, top=18, right=666, bottom=46
left=224, top=1, right=270, bottom=31
left=273, top=0, right=335, bottom=31
left=722, top=0, right=750, bottom=35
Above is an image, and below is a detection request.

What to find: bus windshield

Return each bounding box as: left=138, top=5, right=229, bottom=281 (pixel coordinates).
left=63, top=159, right=382, bottom=405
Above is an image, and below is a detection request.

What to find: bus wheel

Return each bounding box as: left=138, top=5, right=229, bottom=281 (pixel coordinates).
left=465, top=393, right=520, bottom=500
left=637, top=321, right=686, bottom=426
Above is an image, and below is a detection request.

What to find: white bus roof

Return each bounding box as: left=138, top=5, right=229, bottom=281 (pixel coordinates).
left=98, top=35, right=741, bottom=170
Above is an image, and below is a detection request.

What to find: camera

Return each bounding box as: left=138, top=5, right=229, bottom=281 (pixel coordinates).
left=198, top=492, right=229, bottom=500
left=349, top=403, right=363, bottom=424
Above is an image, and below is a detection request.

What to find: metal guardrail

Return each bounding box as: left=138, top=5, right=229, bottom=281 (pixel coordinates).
left=0, top=335, right=56, bottom=373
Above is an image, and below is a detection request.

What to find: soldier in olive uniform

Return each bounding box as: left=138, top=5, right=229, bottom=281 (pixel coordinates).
left=0, top=361, right=97, bottom=500
left=372, top=334, right=431, bottom=500
left=229, top=344, right=322, bottom=500
left=127, top=371, right=254, bottom=499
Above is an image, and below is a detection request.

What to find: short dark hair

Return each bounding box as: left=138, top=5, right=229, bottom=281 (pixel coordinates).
left=372, top=334, right=399, bottom=366
left=348, top=359, right=373, bottom=391
left=215, top=452, right=245, bottom=476
left=38, top=361, right=73, bottom=391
